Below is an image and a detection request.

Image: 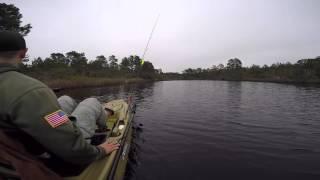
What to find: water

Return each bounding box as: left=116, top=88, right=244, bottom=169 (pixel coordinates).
left=59, top=81, right=320, bottom=180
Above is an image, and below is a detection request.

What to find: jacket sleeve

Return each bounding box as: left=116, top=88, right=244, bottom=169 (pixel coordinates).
left=10, top=87, right=106, bottom=165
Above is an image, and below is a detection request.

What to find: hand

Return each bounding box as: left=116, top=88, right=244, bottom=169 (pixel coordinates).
left=98, top=141, right=120, bottom=154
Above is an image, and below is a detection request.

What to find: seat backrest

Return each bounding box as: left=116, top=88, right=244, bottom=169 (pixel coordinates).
left=0, top=130, right=62, bottom=180
left=0, top=161, right=20, bottom=179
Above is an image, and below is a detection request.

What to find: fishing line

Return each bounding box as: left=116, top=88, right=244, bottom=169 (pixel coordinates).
left=141, top=14, right=160, bottom=64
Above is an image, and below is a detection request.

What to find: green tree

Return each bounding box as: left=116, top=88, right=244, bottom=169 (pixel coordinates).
left=120, top=57, right=130, bottom=72
left=183, top=68, right=194, bottom=74
left=217, top=64, right=225, bottom=69
left=227, top=58, right=242, bottom=69
left=0, top=3, right=32, bottom=36
left=97, top=55, right=108, bottom=68
left=32, top=57, right=43, bottom=66
left=141, top=61, right=155, bottom=73
left=210, top=65, right=218, bottom=71
left=50, top=53, right=69, bottom=66
left=127, top=55, right=135, bottom=71
left=140, top=61, right=155, bottom=79
left=66, top=51, right=88, bottom=72
left=108, top=55, right=118, bottom=70
left=89, top=55, right=108, bottom=70
left=133, top=55, right=142, bottom=73
left=40, top=53, right=68, bottom=69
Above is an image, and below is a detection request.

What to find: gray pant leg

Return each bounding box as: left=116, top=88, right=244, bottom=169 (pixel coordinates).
left=57, top=95, right=78, bottom=115
left=71, top=98, right=107, bottom=138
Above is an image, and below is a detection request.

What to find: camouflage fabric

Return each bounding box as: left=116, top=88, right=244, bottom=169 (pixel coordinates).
left=0, top=63, right=105, bottom=165
left=58, top=96, right=108, bottom=139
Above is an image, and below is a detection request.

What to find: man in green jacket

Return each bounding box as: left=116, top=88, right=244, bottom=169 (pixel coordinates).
left=0, top=31, right=119, bottom=174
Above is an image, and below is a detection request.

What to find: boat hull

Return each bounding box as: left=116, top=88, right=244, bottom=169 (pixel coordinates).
left=65, top=99, right=135, bottom=180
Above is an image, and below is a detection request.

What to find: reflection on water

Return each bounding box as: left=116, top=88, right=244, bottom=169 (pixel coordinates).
left=59, top=81, right=320, bottom=180
left=57, top=82, right=156, bottom=103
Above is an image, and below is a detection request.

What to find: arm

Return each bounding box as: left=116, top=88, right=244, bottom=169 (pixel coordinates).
left=10, top=87, right=105, bottom=165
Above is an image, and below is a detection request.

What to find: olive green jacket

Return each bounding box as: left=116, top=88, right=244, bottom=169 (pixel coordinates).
left=0, top=63, right=105, bottom=165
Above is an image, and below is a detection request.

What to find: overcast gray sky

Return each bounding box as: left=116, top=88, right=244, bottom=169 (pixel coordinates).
left=5, top=0, right=320, bottom=72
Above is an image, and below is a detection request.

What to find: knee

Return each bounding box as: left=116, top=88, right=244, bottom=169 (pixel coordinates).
left=80, top=98, right=101, bottom=107
left=58, top=95, right=77, bottom=106
left=58, top=95, right=74, bottom=103
left=58, top=95, right=77, bottom=114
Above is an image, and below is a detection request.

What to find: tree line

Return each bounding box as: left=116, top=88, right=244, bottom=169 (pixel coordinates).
left=2, top=3, right=320, bottom=84
left=0, top=3, right=158, bottom=80
left=21, top=52, right=158, bottom=80
left=177, top=57, right=320, bottom=83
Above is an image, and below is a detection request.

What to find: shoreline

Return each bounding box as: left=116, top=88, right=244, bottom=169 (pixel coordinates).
left=185, top=79, right=319, bottom=83
left=44, top=77, right=320, bottom=92
left=160, top=78, right=320, bottom=85
left=41, top=77, right=150, bottom=91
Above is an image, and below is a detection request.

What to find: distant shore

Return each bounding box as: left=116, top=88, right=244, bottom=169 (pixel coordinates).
left=46, top=77, right=320, bottom=90
left=40, top=76, right=149, bottom=90
left=182, top=78, right=320, bottom=83
left=165, top=78, right=320, bottom=84
left=237, top=78, right=320, bottom=84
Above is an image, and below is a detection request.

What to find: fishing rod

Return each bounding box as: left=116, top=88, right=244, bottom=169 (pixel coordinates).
left=100, top=15, right=159, bottom=141
left=140, top=14, right=160, bottom=65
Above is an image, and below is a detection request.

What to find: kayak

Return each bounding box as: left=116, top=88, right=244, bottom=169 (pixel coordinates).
left=0, top=98, right=135, bottom=180
left=64, top=98, right=136, bottom=180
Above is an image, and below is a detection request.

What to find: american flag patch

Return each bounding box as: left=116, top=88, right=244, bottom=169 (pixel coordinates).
left=44, top=110, right=69, bottom=128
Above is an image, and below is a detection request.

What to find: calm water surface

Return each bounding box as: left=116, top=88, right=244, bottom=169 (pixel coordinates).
left=60, top=81, right=320, bottom=180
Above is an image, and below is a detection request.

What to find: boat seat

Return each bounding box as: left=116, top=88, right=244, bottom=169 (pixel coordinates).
left=0, top=162, right=20, bottom=179
left=90, top=131, right=108, bottom=146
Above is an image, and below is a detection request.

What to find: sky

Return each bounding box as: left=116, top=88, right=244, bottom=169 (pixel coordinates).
left=4, top=0, right=320, bottom=72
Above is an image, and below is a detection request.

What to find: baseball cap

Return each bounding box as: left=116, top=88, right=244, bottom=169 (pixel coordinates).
left=0, top=31, right=26, bottom=52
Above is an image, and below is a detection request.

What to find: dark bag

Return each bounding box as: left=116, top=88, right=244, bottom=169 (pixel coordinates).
left=0, top=130, right=62, bottom=180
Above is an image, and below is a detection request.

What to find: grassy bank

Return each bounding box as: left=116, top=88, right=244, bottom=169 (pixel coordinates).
left=178, top=57, right=320, bottom=83
left=40, top=76, right=148, bottom=89
left=179, top=77, right=320, bottom=84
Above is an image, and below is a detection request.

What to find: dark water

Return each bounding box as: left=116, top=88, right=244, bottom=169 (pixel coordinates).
left=60, top=81, right=320, bottom=180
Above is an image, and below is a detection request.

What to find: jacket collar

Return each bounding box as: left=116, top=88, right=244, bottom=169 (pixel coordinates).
left=0, top=63, right=19, bottom=74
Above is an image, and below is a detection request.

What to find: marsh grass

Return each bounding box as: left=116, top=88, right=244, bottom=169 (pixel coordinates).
left=43, top=76, right=147, bottom=89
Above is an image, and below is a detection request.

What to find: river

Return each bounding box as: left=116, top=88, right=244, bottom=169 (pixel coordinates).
left=59, top=80, right=320, bottom=180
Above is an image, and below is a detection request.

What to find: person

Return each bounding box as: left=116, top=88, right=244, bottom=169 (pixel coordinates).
left=57, top=95, right=109, bottom=140
left=0, top=31, right=119, bottom=176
